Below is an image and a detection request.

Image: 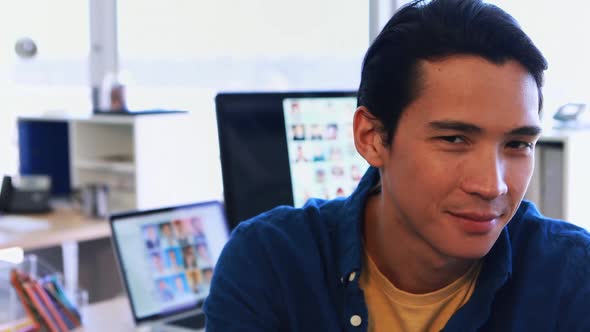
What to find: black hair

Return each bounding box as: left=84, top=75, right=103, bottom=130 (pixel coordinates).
left=357, top=0, right=548, bottom=146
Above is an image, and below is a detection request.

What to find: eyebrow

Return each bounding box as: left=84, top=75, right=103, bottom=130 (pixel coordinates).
left=428, top=120, right=542, bottom=136
left=507, top=126, right=542, bottom=136
left=429, top=121, right=482, bottom=133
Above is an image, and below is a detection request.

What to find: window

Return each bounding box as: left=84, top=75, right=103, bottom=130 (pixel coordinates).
left=487, top=1, right=590, bottom=125
left=0, top=0, right=90, bottom=174
left=117, top=0, right=369, bottom=92
left=117, top=1, right=370, bottom=197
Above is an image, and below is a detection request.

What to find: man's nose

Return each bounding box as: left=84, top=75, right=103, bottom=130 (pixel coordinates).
left=460, top=151, right=508, bottom=200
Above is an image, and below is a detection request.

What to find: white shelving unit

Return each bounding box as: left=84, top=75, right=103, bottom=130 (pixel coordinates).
left=68, top=113, right=209, bottom=213
left=525, top=129, right=590, bottom=230
left=73, top=159, right=135, bottom=173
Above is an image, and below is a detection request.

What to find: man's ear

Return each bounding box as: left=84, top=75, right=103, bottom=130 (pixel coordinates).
left=353, top=106, right=386, bottom=168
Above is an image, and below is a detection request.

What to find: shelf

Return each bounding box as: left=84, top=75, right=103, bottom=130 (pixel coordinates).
left=69, top=113, right=205, bottom=211
left=73, top=159, right=135, bottom=173
left=108, top=190, right=137, bottom=213
left=72, top=113, right=187, bottom=125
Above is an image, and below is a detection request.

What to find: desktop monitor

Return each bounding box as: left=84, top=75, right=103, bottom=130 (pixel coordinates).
left=216, top=91, right=369, bottom=229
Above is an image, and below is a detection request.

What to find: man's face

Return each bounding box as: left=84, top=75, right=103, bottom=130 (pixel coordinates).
left=174, top=221, right=182, bottom=232
left=191, top=218, right=203, bottom=233
left=169, top=250, right=177, bottom=263
left=175, top=277, right=184, bottom=291
left=147, top=226, right=157, bottom=240
left=162, top=224, right=172, bottom=236
left=197, top=245, right=208, bottom=258
left=378, top=55, right=541, bottom=259
left=153, top=255, right=163, bottom=269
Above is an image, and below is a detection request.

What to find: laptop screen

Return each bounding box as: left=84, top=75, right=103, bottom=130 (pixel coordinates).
left=110, top=201, right=229, bottom=323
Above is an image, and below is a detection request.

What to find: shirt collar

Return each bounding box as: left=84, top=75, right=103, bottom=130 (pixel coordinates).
left=334, top=165, right=515, bottom=288
left=335, top=166, right=380, bottom=280
left=445, top=209, right=519, bottom=330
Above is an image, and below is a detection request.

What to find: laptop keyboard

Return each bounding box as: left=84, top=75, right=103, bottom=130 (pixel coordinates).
left=169, top=313, right=206, bottom=329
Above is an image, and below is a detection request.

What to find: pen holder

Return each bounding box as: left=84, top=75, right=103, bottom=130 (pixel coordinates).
left=0, top=255, right=38, bottom=331
left=0, top=254, right=88, bottom=332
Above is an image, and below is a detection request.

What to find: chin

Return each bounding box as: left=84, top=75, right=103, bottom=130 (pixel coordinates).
left=434, top=215, right=507, bottom=260
left=443, top=237, right=499, bottom=260
left=452, top=248, right=493, bottom=260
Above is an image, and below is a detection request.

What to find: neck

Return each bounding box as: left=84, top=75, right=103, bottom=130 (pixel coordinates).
left=363, top=194, right=475, bottom=294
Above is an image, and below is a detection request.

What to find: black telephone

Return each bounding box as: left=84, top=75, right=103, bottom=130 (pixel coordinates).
left=0, top=175, right=51, bottom=213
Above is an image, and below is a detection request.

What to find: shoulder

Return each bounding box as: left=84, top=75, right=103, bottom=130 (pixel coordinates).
left=214, top=197, right=350, bottom=282
left=509, top=202, right=590, bottom=327
left=209, top=198, right=346, bottom=297
left=509, top=201, right=590, bottom=281
left=230, top=198, right=346, bottom=246
left=510, top=201, right=590, bottom=250
left=205, top=198, right=350, bottom=329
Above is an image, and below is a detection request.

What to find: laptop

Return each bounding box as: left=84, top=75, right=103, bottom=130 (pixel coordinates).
left=110, top=201, right=230, bottom=331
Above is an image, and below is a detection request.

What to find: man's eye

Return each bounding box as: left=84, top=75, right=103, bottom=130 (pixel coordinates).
left=506, top=141, right=534, bottom=150
left=439, top=136, right=466, bottom=144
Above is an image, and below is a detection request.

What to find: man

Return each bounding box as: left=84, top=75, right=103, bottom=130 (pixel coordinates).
left=186, top=268, right=203, bottom=293
left=167, top=249, right=182, bottom=272
left=182, top=245, right=198, bottom=269
left=159, top=222, right=178, bottom=247
left=205, top=0, right=590, bottom=331
left=151, top=252, right=165, bottom=274
left=173, top=219, right=191, bottom=246
left=190, top=216, right=207, bottom=243
left=158, top=279, right=174, bottom=302
left=195, top=243, right=213, bottom=267
left=174, top=275, right=188, bottom=295
left=144, top=225, right=160, bottom=249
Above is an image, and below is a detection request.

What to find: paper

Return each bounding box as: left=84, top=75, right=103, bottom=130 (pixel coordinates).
left=0, top=216, right=51, bottom=233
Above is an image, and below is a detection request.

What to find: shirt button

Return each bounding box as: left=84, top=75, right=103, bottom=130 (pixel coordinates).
left=348, top=272, right=357, bottom=282
left=350, top=315, right=362, bottom=327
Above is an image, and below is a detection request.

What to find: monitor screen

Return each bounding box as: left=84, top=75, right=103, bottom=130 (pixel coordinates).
left=216, top=92, right=369, bottom=229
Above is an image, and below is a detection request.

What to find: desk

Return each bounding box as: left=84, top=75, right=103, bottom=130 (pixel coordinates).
left=0, top=205, right=112, bottom=300
left=0, top=206, right=110, bottom=251
left=80, top=296, right=135, bottom=332
left=2, top=296, right=135, bottom=332
left=79, top=296, right=206, bottom=332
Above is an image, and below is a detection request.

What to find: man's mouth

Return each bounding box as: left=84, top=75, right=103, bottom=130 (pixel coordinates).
left=448, top=211, right=502, bottom=222
left=447, top=211, right=504, bottom=234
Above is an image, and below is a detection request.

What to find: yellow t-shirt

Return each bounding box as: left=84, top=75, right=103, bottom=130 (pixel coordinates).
left=359, top=252, right=482, bottom=332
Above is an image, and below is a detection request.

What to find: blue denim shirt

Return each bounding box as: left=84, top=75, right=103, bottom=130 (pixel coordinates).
left=204, top=167, right=590, bottom=331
